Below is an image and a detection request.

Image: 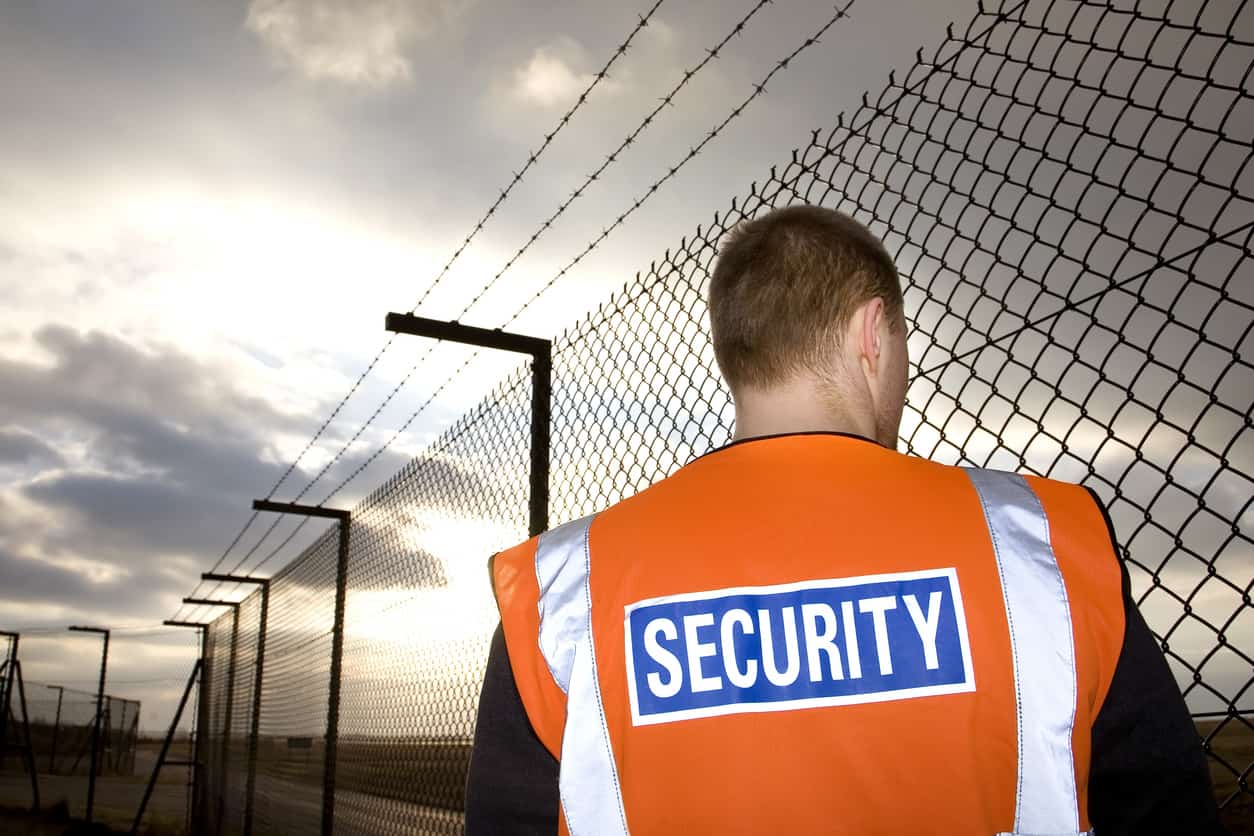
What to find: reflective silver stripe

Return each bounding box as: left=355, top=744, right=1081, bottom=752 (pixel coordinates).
left=560, top=625, right=630, bottom=836
left=967, top=469, right=1081, bottom=835
left=535, top=515, right=597, bottom=693
left=533, top=514, right=629, bottom=836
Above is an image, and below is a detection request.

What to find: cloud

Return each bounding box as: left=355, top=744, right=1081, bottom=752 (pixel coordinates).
left=0, top=427, right=64, bottom=469
left=510, top=38, right=620, bottom=108
left=0, top=327, right=314, bottom=617
left=245, top=0, right=466, bottom=86
left=0, top=547, right=184, bottom=617
left=0, top=325, right=307, bottom=437
left=0, top=324, right=427, bottom=627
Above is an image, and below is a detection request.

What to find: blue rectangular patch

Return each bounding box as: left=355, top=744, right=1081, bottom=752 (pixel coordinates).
left=624, top=568, right=975, bottom=726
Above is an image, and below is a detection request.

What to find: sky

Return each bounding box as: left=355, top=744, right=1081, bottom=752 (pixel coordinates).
left=0, top=0, right=981, bottom=734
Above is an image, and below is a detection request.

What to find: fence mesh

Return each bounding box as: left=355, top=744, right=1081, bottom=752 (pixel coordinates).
left=2, top=683, right=140, bottom=776
left=0, top=630, right=204, bottom=834
left=250, top=532, right=338, bottom=835
left=201, top=617, right=232, bottom=833
left=198, top=0, right=1253, bottom=832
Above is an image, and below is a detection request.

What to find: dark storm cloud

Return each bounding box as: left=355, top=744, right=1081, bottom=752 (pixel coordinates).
left=0, top=329, right=299, bottom=625
left=0, top=546, right=187, bottom=620
left=0, top=547, right=100, bottom=603
left=0, top=328, right=302, bottom=565
left=0, top=326, right=425, bottom=628
left=0, top=428, right=64, bottom=468
left=25, top=472, right=244, bottom=559
left=0, top=326, right=307, bottom=437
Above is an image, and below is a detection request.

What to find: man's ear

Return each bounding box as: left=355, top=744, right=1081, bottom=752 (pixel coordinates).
left=857, top=297, right=886, bottom=376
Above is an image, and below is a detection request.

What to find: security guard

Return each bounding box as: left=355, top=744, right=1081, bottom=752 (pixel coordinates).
left=465, top=205, right=1223, bottom=834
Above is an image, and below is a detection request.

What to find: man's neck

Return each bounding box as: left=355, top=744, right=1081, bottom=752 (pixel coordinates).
left=730, top=382, right=878, bottom=444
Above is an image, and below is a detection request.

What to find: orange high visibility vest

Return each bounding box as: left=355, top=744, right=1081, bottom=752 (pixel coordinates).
left=493, top=433, right=1125, bottom=835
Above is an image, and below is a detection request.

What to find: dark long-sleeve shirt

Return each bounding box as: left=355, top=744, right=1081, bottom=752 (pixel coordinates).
left=464, top=489, right=1225, bottom=835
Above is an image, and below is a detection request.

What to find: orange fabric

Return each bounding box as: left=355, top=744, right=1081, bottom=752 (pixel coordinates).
left=493, top=542, right=574, bottom=836
left=493, top=435, right=1126, bottom=834
left=493, top=538, right=566, bottom=759
left=1025, top=476, right=1126, bottom=832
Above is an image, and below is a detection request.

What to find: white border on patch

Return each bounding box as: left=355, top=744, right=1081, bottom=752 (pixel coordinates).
left=623, top=567, right=976, bottom=727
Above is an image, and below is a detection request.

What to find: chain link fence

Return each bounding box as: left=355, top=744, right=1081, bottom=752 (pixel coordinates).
left=1, top=629, right=204, bottom=833
left=0, top=678, right=142, bottom=822
left=197, top=0, right=1252, bottom=832
left=14, top=685, right=142, bottom=777
left=2, top=636, right=141, bottom=778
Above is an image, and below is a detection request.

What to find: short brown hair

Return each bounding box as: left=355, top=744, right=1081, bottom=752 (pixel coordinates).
left=708, top=204, right=903, bottom=390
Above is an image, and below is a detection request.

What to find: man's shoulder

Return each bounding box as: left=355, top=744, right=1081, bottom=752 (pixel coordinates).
left=960, top=465, right=1107, bottom=519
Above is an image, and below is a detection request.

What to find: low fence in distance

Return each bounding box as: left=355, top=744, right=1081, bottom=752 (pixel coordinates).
left=0, top=681, right=141, bottom=777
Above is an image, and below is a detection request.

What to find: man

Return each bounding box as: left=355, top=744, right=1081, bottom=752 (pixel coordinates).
left=465, top=205, right=1222, bottom=834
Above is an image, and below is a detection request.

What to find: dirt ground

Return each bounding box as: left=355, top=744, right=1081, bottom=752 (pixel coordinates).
left=1, top=734, right=1248, bottom=834
left=1201, top=718, right=1254, bottom=836
left=0, top=801, right=145, bottom=835
left=0, top=742, right=189, bottom=835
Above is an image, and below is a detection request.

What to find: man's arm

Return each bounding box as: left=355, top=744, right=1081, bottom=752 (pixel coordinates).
left=1085, top=488, right=1226, bottom=835
left=465, top=622, right=560, bottom=835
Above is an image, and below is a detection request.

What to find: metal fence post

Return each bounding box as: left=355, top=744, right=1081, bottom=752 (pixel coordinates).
left=0, top=632, right=41, bottom=807
left=184, top=598, right=241, bottom=833
left=529, top=341, right=552, bottom=537
left=12, top=660, right=40, bottom=811
left=130, top=656, right=203, bottom=835
left=102, top=700, right=113, bottom=772
left=323, top=515, right=351, bottom=836
left=0, top=632, right=15, bottom=771
left=383, top=313, right=552, bottom=536
left=192, top=624, right=210, bottom=834
left=202, top=573, right=271, bottom=836
left=68, top=625, right=110, bottom=824
left=251, top=499, right=351, bottom=836
left=160, top=614, right=209, bottom=836
left=46, top=685, right=63, bottom=773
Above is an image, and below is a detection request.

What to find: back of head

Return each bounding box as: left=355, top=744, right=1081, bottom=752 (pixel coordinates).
left=708, top=204, right=903, bottom=391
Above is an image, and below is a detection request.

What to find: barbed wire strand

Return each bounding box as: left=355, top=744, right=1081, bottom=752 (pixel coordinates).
left=249, top=0, right=777, bottom=511
left=411, top=0, right=668, bottom=317
left=174, top=0, right=668, bottom=623
left=454, top=0, right=779, bottom=318
left=242, top=0, right=866, bottom=578
left=16, top=624, right=194, bottom=636
left=266, top=0, right=1025, bottom=528
left=208, top=0, right=790, bottom=587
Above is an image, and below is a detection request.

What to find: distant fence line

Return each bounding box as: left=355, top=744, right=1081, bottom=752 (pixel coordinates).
left=0, top=680, right=140, bottom=776
left=192, top=1, right=1253, bottom=834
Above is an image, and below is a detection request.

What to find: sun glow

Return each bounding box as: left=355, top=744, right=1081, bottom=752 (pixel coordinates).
left=344, top=512, right=517, bottom=655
